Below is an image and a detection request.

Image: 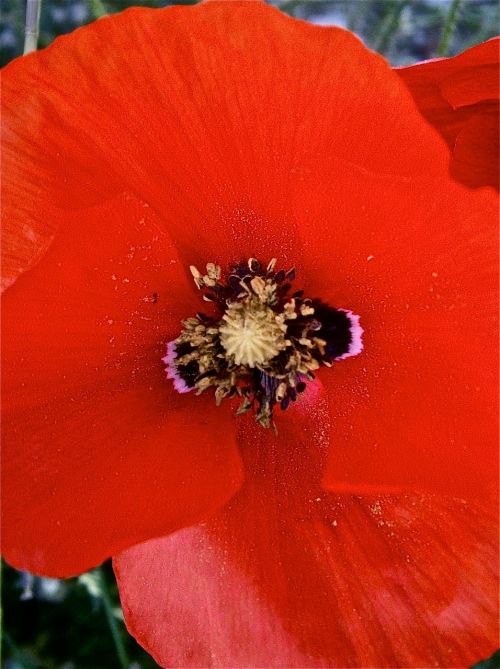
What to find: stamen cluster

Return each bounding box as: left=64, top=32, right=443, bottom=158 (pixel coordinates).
left=164, top=258, right=361, bottom=429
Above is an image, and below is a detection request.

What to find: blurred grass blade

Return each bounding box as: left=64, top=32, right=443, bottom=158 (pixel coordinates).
left=88, top=0, right=108, bottom=19
left=436, top=0, right=462, bottom=57
left=24, top=0, right=42, bottom=54
left=81, top=568, right=130, bottom=669
left=375, top=0, right=408, bottom=55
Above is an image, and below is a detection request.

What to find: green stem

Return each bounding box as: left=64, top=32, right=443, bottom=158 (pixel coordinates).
left=88, top=0, right=108, bottom=19
left=94, top=567, right=129, bottom=669
left=23, top=0, right=42, bottom=54
left=374, top=0, right=408, bottom=55
left=436, top=0, right=462, bottom=57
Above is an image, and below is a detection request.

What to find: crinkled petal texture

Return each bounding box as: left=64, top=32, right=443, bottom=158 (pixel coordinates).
left=398, top=38, right=499, bottom=189
left=2, top=1, right=498, bottom=659
left=1, top=193, right=243, bottom=576
left=115, top=392, right=498, bottom=667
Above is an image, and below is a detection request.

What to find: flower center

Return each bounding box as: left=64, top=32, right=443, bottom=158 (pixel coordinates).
left=219, top=299, right=287, bottom=367
left=163, top=258, right=363, bottom=429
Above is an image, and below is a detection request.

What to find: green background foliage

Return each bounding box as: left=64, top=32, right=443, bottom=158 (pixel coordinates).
left=1, top=1, right=499, bottom=667
left=1, top=0, right=499, bottom=66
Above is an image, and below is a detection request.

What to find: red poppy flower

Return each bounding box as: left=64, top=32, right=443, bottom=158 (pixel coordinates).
left=2, top=1, right=498, bottom=667
left=397, top=37, right=499, bottom=190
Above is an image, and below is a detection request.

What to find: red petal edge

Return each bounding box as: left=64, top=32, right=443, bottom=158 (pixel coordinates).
left=398, top=38, right=500, bottom=189
left=115, top=388, right=498, bottom=667
left=1, top=193, right=242, bottom=576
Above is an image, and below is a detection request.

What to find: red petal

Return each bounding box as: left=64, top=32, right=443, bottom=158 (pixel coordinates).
left=450, top=108, right=499, bottom=189
left=397, top=39, right=499, bottom=189
left=115, top=393, right=498, bottom=667
left=3, top=0, right=496, bottom=577
left=3, top=1, right=454, bottom=286
left=1, top=193, right=242, bottom=577
left=294, top=163, right=498, bottom=499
